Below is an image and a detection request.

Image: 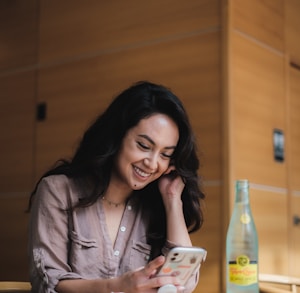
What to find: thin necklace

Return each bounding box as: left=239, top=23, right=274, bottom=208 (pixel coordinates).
left=101, top=196, right=126, bottom=208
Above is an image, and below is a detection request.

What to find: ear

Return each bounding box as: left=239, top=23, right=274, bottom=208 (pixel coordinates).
left=163, top=165, right=176, bottom=175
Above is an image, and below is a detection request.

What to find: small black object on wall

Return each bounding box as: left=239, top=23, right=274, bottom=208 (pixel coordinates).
left=273, top=129, right=284, bottom=162
left=36, top=102, right=47, bottom=121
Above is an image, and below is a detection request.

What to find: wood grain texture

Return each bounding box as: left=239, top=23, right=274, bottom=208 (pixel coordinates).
left=289, top=67, right=300, bottom=191
left=232, top=0, right=284, bottom=51
left=0, top=72, right=36, bottom=192
left=251, top=188, right=289, bottom=275
left=191, top=185, right=222, bottom=293
left=286, top=0, right=300, bottom=65
left=231, top=33, right=286, bottom=187
left=0, top=0, right=38, bottom=71
left=0, top=194, right=29, bottom=281
left=38, top=0, right=220, bottom=63
left=289, top=194, right=300, bottom=278
left=288, top=67, right=300, bottom=278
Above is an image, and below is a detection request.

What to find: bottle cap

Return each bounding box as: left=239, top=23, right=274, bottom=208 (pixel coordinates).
left=157, top=284, right=177, bottom=293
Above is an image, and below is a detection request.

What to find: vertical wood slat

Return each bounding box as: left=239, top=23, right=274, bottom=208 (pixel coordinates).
left=232, top=32, right=286, bottom=187
left=286, top=0, right=300, bottom=65
left=251, top=188, right=289, bottom=275
left=0, top=194, right=30, bottom=281
left=289, top=67, right=300, bottom=190
left=0, top=0, right=38, bottom=71
left=288, top=66, right=300, bottom=277
left=0, top=72, right=36, bottom=192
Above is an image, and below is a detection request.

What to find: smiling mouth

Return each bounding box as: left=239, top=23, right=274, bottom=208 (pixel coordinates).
left=133, top=166, right=151, bottom=178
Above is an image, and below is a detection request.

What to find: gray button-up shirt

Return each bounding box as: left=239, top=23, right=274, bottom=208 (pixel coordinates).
left=29, top=175, right=198, bottom=292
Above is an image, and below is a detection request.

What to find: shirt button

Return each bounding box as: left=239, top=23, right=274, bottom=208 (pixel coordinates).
left=127, top=205, right=132, bottom=210
left=120, top=226, right=126, bottom=232
left=114, top=250, right=120, bottom=256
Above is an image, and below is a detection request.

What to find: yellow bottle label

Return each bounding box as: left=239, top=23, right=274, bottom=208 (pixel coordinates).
left=228, top=255, right=258, bottom=285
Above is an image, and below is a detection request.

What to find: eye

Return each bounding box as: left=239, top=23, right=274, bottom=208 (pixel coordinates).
left=137, top=141, right=150, bottom=150
left=161, top=152, right=173, bottom=159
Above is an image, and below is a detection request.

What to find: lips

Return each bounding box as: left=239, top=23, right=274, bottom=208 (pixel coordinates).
left=133, top=166, right=151, bottom=178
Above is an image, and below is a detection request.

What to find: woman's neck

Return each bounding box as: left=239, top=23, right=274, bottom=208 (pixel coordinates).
left=104, top=177, right=132, bottom=204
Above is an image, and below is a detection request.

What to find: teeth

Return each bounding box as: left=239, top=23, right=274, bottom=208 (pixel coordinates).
left=134, top=166, right=150, bottom=177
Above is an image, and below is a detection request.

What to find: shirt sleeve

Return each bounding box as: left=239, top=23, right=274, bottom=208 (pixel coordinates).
left=29, top=176, right=83, bottom=292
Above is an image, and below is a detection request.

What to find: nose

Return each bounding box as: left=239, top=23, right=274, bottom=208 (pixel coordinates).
left=143, top=154, right=158, bottom=171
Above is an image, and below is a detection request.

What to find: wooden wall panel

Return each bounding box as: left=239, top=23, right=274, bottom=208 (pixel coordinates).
left=0, top=0, right=38, bottom=71
left=289, top=194, right=300, bottom=277
left=39, top=0, right=220, bottom=63
left=251, top=188, right=289, bottom=275
left=0, top=194, right=29, bottom=281
left=35, top=32, right=221, bottom=182
left=191, top=185, right=222, bottom=293
left=286, top=0, right=300, bottom=65
left=289, top=67, right=300, bottom=191
left=231, top=33, right=286, bottom=187
left=289, top=67, right=300, bottom=277
left=232, top=0, right=284, bottom=51
left=0, top=72, right=36, bottom=192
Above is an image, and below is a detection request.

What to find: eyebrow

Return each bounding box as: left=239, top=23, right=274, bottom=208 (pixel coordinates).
left=138, top=134, right=177, bottom=150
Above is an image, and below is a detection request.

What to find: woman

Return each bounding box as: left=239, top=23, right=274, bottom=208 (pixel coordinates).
left=28, top=81, right=205, bottom=293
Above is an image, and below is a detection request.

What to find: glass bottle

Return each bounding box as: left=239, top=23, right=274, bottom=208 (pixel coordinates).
left=226, top=179, right=259, bottom=293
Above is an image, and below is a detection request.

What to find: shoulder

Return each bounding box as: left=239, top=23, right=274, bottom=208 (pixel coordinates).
left=35, top=174, right=79, bottom=207
left=39, top=173, right=71, bottom=186
left=38, top=174, right=72, bottom=193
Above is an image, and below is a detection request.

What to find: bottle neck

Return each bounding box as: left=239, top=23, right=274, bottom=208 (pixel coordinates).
left=235, top=179, right=249, bottom=204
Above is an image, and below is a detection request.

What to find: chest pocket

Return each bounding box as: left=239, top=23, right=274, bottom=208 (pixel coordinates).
left=69, top=231, right=105, bottom=277
left=128, top=240, right=151, bottom=269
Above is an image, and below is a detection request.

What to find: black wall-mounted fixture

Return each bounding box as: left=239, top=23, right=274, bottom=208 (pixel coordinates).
left=273, top=129, right=284, bottom=162
left=36, top=102, right=47, bottom=121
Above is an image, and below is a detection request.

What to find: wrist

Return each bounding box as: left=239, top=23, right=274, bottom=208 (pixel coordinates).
left=105, top=277, right=123, bottom=293
left=165, top=198, right=183, bottom=214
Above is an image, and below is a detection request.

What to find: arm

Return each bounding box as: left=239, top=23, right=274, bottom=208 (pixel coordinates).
left=29, top=176, right=83, bottom=291
left=158, top=172, right=192, bottom=246
left=158, top=171, right=200, bottom=293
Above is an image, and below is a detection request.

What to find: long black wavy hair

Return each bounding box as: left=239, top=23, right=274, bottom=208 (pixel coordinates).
left=29, top=81, right=205, bottom=259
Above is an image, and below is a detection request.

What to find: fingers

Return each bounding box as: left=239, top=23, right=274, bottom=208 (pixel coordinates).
left=143, top=255, right=165, bottom=277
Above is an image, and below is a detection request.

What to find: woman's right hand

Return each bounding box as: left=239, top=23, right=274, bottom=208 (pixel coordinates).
left=117, top=255, right=182, bottom=293
left=56, top=256, right=183, bottom=293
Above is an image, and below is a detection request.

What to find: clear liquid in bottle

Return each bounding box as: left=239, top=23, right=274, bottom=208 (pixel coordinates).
left=226, top=179, right=259, bottom=293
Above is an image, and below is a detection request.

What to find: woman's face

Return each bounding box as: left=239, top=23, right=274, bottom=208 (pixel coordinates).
left=112, top=113, right=179, bottom=192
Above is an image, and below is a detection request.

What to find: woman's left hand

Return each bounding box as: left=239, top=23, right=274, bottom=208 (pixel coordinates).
left=158, top=166, right=185, bottom=208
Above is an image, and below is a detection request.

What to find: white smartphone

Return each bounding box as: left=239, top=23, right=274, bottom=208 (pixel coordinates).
left=156, top=246, right=207, bottom=286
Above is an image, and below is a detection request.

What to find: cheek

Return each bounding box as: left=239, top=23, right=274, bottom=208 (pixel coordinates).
left=158, top=160, right=171, bottom=175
